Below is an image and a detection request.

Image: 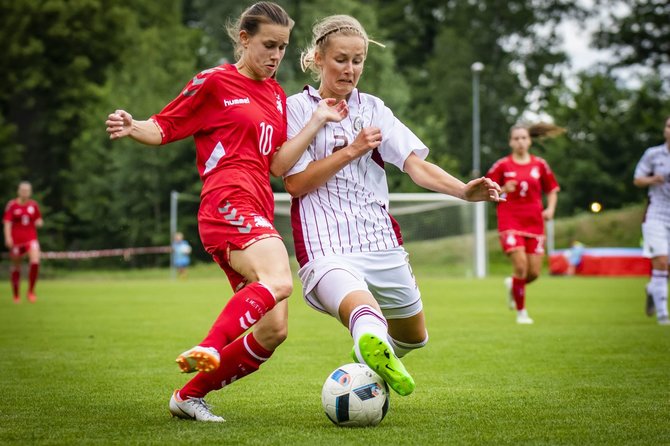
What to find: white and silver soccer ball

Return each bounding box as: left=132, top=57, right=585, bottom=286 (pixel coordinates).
left=321, top=363, right=390, bottom=427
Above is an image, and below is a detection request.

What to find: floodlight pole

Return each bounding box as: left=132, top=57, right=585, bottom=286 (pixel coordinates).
left=471, top=62, right=487, bottom=278
left=169, top=190, right=179, bottom=279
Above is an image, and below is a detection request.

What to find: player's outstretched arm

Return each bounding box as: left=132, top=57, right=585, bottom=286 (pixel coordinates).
left=542, top=189, right=558, bottom=220
left=3, top=221, right=12, bottom=249
left=271, top=99, right=348, bottom=177
left=404, top=153, right=503, bottom=202
left=106, top=109, right=162, bottom=146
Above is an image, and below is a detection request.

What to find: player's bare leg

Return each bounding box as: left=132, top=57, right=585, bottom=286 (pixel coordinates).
left=509, top=249, right=533, bottom=324
left=387, top=312, right=429, bottom=358
left=26, top=242, right=40, bottom=303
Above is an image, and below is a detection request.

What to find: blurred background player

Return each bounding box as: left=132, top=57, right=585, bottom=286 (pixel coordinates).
left=633, top=115, right=670, bottom=326
left=171, top=232, right=192, bottom=278
left=105, top=2, right=347, bottom=422
left=486, top=123, right=562, bottom=324
left=284, top=15, right=503, bottom=396
left=565, top=239, right=585, bottom=276
left=3, top=181, right=43, bottom=303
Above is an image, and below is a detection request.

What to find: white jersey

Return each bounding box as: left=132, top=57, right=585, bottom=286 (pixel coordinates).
left=634, top=143, right=670, bottom=224
left=285, top=86, right=429, bottom=266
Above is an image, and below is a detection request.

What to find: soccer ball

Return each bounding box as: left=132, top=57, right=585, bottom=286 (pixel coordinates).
left=321, top=363, right=390, bottom=427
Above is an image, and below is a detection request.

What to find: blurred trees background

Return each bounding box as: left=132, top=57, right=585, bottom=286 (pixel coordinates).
left=0, top=0, right=668, bottom=258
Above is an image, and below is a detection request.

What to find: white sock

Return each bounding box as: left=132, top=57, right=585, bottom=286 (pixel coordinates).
left=517, top=308, right=529, bottom=317
left=387, top=333, right=429, bottom=358
left=649, top=270, right=669, bottom=318
left=349, top=305, right=390, bottom=363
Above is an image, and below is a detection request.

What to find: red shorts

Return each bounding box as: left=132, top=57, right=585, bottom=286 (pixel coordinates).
left=10, top=239, right=39, bottom=258
left=499, top=231, right=545, bottom=255
left=198, top=189, right=281, bottom=291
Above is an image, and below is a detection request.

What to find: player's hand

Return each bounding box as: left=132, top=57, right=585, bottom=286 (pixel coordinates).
left=106, top=109, right=134, bottom=140
left=542, top=208, right=555, bottom=221
left=649, top=174, right=666, bottom=185
left=502, top=180, right=518, bottom=193
left=315, top=98, right=349, bottom=124
left=348, top=127, right=382, bottom=159
left=5, top=237, right=13, bottom=249
left=463, top=177, right=505, bottom=202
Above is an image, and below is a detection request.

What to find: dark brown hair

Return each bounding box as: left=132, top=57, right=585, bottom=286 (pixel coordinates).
left=226, top=2, right=294, bottom=60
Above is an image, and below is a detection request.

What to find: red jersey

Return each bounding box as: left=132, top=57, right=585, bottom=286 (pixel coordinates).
left=486, top=155, right=559, bottom=236
left=151, top=64, right=288, bottom=220
left=3, top=199, right=42, bottom=244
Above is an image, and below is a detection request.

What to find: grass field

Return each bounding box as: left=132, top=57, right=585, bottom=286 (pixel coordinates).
left=1, top=273, right=668, bottom=445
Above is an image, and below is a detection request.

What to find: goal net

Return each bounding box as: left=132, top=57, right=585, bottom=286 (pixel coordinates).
left=273, top=193, right=481, bottom=277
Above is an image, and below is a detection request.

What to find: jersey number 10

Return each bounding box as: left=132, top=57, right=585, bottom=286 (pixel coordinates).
left=259, top=122, right=274, bottom=155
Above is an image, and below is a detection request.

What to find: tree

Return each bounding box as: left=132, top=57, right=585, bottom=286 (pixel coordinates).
left=593, top=0, right=670, bottom=69
left=544, top=71, right=670, bottom=215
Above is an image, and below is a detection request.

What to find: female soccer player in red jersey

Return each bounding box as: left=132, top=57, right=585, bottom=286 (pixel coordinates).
left=283, top=15, right=503, bottom=397
left=3, top=181, right=43, bottom=303
left=105, top=2, right=347, bottom=422
left=486, top=123, right=562, bottom=324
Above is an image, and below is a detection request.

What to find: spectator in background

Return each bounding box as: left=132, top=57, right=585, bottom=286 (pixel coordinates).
left=634, top=116, right=670, bottom=326
left=3, top=181, right=43, bottom=303
left=565, top=239, right=585, bottom=276
left=172, top=232, right=192, bottom=278
left=486, top=123, right=562, bottom=324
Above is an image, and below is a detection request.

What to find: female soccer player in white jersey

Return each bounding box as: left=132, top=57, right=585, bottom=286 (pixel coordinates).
left=486, top=124, right=562, bottom=325
left=106, top=2, right=347, bottom=422
left=634, top=116, right=670, bottom=326
left=283, top=15, right=503, bottom=396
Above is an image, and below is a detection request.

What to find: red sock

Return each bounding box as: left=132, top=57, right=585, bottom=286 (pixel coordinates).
left=199, top=282, right=276, bottom=350
left=10, top=267, right=20, bottom=297
left=179, top=333, right=273, bottom=399
left=28, top=263, right=39, bottom=293
left=512, top=276, right=526, bottom=310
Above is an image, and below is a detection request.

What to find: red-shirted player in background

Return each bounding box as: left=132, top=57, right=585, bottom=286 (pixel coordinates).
left=486, top=123, right=563, bottom=324
left=3, top=181, right=43, bottom=303
left=105, top=2, right=347, bottom=422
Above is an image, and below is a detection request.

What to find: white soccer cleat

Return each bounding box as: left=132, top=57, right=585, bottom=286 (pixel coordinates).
left=169, top=391, right=225, bottom=422
left=516, top=310, right=534, bottom=325
left=658, top=316, right=670, bottom=326
left=175, top=346, right=220, bottom=373
left=504, top=277, right=515, bottom=310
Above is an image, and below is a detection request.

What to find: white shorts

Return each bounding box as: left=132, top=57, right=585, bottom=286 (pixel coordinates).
left=642, top=220, right=670, bottom=258
left=297, top=247, right=423, bottom=321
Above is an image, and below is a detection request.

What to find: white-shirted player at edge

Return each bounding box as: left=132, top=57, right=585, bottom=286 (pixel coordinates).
left=634, top=115, right=670, bottom=326
left=283, top=15, right=504, bottom=396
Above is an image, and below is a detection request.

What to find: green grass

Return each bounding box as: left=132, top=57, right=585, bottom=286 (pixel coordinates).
left=1, top=274, right=668, bottom=445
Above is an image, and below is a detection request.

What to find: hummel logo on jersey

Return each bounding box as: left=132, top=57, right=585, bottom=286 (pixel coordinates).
left=504, top=172, right=517, bottom=177
left=224, top=97, right=251, bottom=107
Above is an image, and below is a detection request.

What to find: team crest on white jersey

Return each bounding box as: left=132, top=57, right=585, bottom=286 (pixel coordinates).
left=530, top=167, right=540, bottom=179
left=254, top=215, right=274, bottom=229
left=276, top=94, right=283, bottom=114
left=353, top=116, right=363, bottom=132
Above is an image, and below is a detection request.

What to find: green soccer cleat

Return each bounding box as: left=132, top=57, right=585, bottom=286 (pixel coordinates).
left=358, top=333, right=415, bottom=396
left=350, top=346, right=359, bottom=363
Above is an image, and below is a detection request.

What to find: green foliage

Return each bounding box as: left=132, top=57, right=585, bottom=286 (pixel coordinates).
left=594, top=0, right=670, bottom=68
left=544, top=72, right=670, bottom=214
left=1, top=0, right=668, bottom=254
